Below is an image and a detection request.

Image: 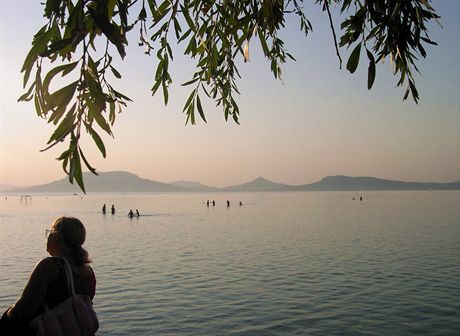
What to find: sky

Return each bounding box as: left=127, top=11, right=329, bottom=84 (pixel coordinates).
left=0, top=1, right=459, bottom=188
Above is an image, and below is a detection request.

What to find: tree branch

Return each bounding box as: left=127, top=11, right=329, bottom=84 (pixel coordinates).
left=324, top=0, right=342, bottom=69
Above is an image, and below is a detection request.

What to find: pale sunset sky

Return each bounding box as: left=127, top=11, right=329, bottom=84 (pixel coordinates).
left=0, top=1, right=459, bottom=188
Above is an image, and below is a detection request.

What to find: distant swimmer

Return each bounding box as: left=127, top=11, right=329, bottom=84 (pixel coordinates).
left=102, top=204, right=106, bottom=214
left=206, top=200, right=209, bottom=207
left=135, top=209, right=140, bottom=217
left=212, top=200, right=215, bottom=206
left=360, top=196, right=363, bottom=201
left=128, top=210, right=134, bottom=218
left=227, top=200, right=230, bottom=207
left=111, top=204, right=116, bottom=215
left=239, top=201, right=242, bottom=206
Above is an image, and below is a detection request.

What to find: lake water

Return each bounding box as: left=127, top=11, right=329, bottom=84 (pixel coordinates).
left=0, top=191, right=459, bottom=335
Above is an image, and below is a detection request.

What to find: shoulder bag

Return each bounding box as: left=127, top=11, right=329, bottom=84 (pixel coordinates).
left=29, top=257, right=99, bottom=336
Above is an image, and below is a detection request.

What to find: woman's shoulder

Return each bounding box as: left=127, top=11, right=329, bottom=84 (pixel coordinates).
left=35, top=257, right=60, bottom=270
left=75, top=263, right=94, bottom=277
left=30, top=257, right=61, bottom=283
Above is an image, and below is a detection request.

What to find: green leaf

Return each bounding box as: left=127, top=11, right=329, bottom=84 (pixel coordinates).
left=34, top=94, right=42, bottom=117
left=42, top=62, right=79, bottom=97
left=420, top=36, right=437, bottom=46
left=89, top=7, right=126, bottom=59
left=44, top=0, right=60, bottom=18
left=18, top=83, right=36, bottom=102
left=181, top=5, right=196, bottom=32
left=107, top=0, right=117, bottom=19
left=56, top=149, right=72, bottom=161
left=157, top=1, right=171, bottom=16
left=183, top=90, right=195, bottom=112
left=45, top=111, right=74, bottom=147
left=217, top=28, right=230, bottom=50
left=110, top=66, right=121, bottom=79
left=21, top=25, right=48, bottom=74
left=196, top=94, right=206, bottom=123
left=346, top=43, right=361, bottom=74
left=187, top=100, right=195, bottom=125
left=155, top=59, right=164, bottom=80
left=184, top=35, right=197, bottom=55
left=79, top=146, right=98, bottom=175
left=49, top=102, right=76, bottom=126
left=72, top=148, right=86, bottom=193
left=138, top=6, right=147, bottom=21
left=40, top=36, right=80, bottom=58
left=408, top=80, right=419, bottom=103
left=46, top=81, right=78, bottom=112
left=403, top=85, right=410, bottom=100
left=257, top=29, right=269, bottom=56
left=112, top=89, right=132, bottom=102
left=181, top=77, right=199, bottom=86
left=87, top=125, right=107, bottom=158
left=178, top=28, right=192, bottom=43
left=366, top=49, right=376, bottom=90
left=109, top=100, right=116, bottom=124
left=88, top=100, right=112, bottom=135
left=151, top=80, right=161, bottom=96
left=173, top=17, right=182, bottom=39
left=162, top=82, right=169, bottom=105
left=21, top=25, right=51, bottom=87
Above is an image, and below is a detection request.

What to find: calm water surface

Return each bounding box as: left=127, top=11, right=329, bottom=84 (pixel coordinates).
left=1, top=191, right=459, bottom=335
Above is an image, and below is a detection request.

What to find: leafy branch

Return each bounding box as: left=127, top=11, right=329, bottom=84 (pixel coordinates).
left=19, top=0, right=440, bottom=192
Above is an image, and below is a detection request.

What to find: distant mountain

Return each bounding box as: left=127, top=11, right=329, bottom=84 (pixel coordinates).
left=7, top=171, right=186, bottom=193
left=170, top=180, right=218, bottom=191
left=291, top=175, right=460, bottom=191
left=0, top=184, right=23, bottom=192
left=223, top=176, right=291, bottom=191
left=3, top=172, right=459, bottom=193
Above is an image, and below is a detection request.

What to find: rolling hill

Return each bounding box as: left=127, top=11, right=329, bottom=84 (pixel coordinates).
left=3, top=172, right=460, bottom=193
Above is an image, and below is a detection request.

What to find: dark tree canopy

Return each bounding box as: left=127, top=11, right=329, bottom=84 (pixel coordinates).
left=18, top=0, right=440, bottom=192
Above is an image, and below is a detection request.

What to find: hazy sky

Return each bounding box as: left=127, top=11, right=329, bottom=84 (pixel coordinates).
left=1, top=1, right=459, bottom=188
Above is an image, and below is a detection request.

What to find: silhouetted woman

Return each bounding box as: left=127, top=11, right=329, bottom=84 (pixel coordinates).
left=0, top=217, right=97, bottom=335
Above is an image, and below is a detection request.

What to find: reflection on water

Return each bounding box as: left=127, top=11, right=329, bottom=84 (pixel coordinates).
left=1, top=191, right=459, bottom=335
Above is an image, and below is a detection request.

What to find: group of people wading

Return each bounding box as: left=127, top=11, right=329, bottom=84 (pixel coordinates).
left=206, top=200, right=243, bottom=207
left=101, top=204, right=139, bottom=218
left=128, top=209, right=140, bottom=218
left=101, top=204, right=116, bottom=215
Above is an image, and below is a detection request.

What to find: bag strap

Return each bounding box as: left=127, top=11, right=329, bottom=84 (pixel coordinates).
left=59, top=257, right=76, bottom=296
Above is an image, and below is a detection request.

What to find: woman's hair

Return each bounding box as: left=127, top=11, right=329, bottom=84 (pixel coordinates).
left=54, top=217, right=92, bottom=265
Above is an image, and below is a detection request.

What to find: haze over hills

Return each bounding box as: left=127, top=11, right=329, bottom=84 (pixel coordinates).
left=170, top=180, right=219, bottom=191
left=0, top=184, right=20, bottom=192
left=3, top=171, right=460, bottom=193
left=5, top=171, right=186, bottom=193
left=223, top=176, right=289, bottom=192
left=290, top=175, right=460, bottom=191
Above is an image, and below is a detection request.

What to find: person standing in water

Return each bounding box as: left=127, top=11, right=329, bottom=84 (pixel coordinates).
left=111, top=205, right=116, bottom=215
left=102, top=204, right=106, bottom=214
